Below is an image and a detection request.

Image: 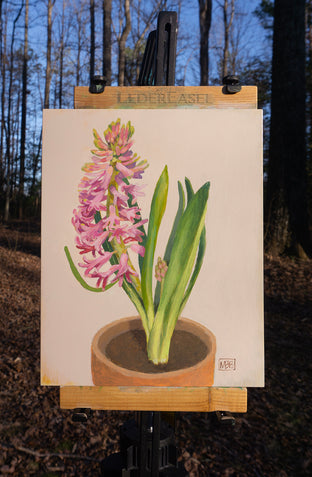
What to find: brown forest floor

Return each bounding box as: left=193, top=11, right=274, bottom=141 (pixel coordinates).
left=0, top=220, right=311, bottom=477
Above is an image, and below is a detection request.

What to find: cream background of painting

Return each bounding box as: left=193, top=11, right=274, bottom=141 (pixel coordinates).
left=41, top=108, right=263, bottom=386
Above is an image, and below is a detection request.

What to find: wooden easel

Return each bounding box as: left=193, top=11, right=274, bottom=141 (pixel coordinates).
left=60, top=84, right=257, bottom=414
left=53, top=9, right=261, bottom=474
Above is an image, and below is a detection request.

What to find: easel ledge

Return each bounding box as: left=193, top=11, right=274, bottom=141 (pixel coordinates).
left=60, top=386, right=247, bottom=412
left=74, top=85, right=257, bottom=110
left=58, top=85, right=257, bottom=413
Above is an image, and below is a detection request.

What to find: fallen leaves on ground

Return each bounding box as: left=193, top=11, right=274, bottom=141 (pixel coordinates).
left=0, top=222, right=311, bottom=476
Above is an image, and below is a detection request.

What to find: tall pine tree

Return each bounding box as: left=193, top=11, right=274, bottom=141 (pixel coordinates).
left=265, top=0, right=312, bottom=257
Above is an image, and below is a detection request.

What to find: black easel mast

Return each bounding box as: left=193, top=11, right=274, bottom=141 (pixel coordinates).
left=87, top=11, right=185, bottom=476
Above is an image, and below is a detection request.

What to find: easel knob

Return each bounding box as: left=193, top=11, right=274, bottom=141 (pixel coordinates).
left=89, top=76, right=106, bottom=94
left=223, top=75, right=241, bottom=94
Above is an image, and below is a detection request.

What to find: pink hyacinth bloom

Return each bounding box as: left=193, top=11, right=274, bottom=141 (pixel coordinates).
left=79, top=251, right=114, bottom=277
left=114, top=253, right=138, bottom=286
left=121, top=183, right=146, bottom=204
left=119, top=206, right=140, bottom=222
left=72, top=119, right=149, bottom=289
left=130, top=243, right=145, bottom=257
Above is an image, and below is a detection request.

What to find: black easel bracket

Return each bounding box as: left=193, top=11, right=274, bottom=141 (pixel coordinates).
left=154, top=11, right=177, bottom=86
left=138, top=31, right=157, bottom=86
left=138, top=11, right=177, bottom=87
left=222, top=75, right=241, bottom=94
left=89, top=75, right=106, bottom=94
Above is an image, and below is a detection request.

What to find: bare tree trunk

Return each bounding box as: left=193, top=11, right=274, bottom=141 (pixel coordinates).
left=118, top=0, right=131, bottom=86
left=30, top=129, right=42, bottom=199
left=19, top=0, right=29, bottom=219
left=4, top=1, right=23, bottom=221
left=90, top=0, right=95, bottom=82
left=12, top=86, right=21, bottom=197
left=103, top=0, right=112, bottom=85
left=76, top=11, right=81, bottom=85
left=58, top=0, right=65, bottom=108
left=44, top=0, right=55, bottom=110
left=198, top=0, right=212, bottom=85
left=265, top=0, right=312, bottom=257
left=306, top=0, right=312, bottom=222
left=74, top=0, right=86, bottom=86
left=222, top=0, right=235, bottom=79
left=0, top=0, right=6, bottom=193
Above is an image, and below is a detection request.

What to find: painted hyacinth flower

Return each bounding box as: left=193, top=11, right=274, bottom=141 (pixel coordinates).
left=65, top=118, right=210, bottom=366
left=71, top=119, right=148, bottom=291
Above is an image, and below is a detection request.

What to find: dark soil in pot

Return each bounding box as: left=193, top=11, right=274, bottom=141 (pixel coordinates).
left=104, top=328, right=208, bottom=373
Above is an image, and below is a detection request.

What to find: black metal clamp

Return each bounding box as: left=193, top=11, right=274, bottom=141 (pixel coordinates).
left=89, top=75, right=106, bottom=94
left=222, top=75, right=241, bottom=94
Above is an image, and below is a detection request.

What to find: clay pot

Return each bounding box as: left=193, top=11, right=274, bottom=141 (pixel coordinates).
left=91, top=316, right=216, bottom=386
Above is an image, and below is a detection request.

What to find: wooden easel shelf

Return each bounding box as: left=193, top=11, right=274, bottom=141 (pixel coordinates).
left=60, top=386, right=247, bottom=412
left=74, top=85, right=257, bottom=110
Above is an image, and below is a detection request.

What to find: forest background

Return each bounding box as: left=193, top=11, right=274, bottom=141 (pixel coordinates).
left=0, top=1, right=312, bottom=475
left=0, top=0, right=311, bottom=254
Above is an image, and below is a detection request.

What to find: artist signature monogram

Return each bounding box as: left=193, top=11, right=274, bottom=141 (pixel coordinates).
left=218, top=358, right=236, bottom=371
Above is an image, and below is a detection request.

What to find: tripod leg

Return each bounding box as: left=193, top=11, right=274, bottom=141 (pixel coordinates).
left=151, top=412, right=161, bottom=477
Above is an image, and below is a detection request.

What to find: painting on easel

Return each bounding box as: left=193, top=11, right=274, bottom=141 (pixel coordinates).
left=41, top=108, right=264, bottom=387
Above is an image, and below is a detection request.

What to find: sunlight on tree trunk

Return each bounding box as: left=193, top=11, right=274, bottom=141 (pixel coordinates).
left=44, top=0, right=55, bottom=110
left=118, top=0, right=131, bottom=86
left=221, top=0, right=235, bottom=79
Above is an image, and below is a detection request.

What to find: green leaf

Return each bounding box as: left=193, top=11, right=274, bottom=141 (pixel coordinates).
left=154, top=181, right=185, bottom=310
left=185, top=177, right=194, bottom=203
left=180, top=178, right=208, bottom=313
left=141, top=166, right=169, bottom=330
left=147, top=182, right=210, bottom=364
left=180, top=226, right=206, bottom=313
left=94, top=210, right=102, bottom=223
left=64, top=246, right=115, bottom=292
left=163, top=181, right=185, bottom=264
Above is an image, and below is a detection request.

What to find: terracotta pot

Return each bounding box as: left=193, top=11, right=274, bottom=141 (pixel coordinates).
left=91, top=316, right=216, bottom=386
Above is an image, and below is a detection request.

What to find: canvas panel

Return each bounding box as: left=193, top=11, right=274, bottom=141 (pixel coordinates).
left=41, top=108, right=263, bottom=387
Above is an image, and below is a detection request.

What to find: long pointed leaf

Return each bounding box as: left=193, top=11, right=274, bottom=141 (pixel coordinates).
left=185, top=177, right=194, bottom=203
left=180, top=227, right=206, bottom=313
left=154, top=181, right=185, bottom=309
left=147, top=182, right=210, bottom=364
left=179, top=178, right=208, bottom=312
left=163, top=181, right=185, bottom=263
left=141, top=166, right=169, bottom=330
